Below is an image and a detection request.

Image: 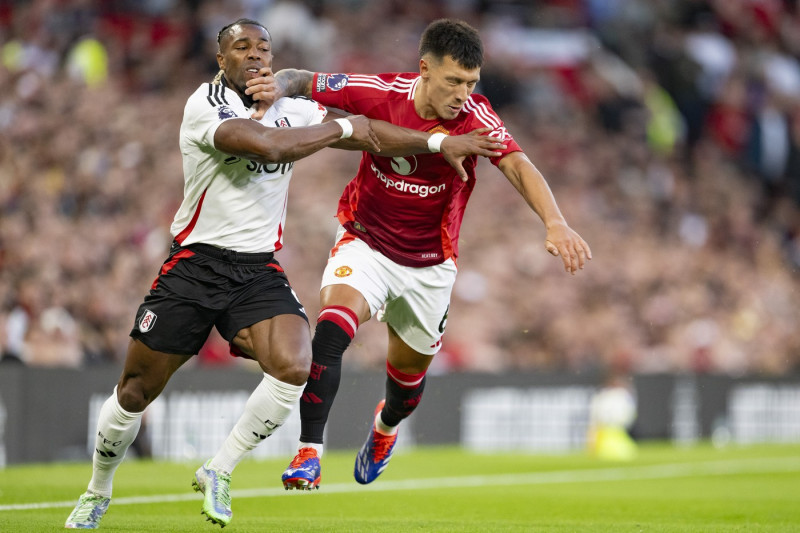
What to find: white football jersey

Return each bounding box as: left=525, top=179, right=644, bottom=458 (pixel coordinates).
left=171, top=82, right=327, bottom=253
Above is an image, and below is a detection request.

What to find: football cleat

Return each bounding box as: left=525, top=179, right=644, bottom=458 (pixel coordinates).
left=354, top=399, right=398, bottom=485
left=64, top=491, right=110, bottom=529
left=192, top=460, right=233, bottom=527
left=281, top=447, right=321, bottom=490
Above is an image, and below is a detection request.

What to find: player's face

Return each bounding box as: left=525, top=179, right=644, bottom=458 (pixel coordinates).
left=217, top=24, right=273, bottom=96
left=419, top=55, right=480, bottom=120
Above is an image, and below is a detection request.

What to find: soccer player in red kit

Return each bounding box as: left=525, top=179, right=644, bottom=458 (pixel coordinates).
left=255, top=18, right=592, bottom=489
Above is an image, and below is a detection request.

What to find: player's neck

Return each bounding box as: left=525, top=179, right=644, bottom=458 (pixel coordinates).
left=413, top=81, right=439, bottom=121
left=220, top=74, right=256, bottom=109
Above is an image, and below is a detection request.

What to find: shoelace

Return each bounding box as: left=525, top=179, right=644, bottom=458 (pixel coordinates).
left=70, top=495, right=104, bottom=522
left=371, top=432, right=396, bottom=462
left=290, top=448, right=318, bottom=468
left=212, top=471, right=232, bottom=508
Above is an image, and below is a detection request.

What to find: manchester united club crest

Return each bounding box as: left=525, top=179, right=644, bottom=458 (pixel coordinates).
left=334, top=266, right=353, bottom=278
left=428, top=125, right=450, bottom=135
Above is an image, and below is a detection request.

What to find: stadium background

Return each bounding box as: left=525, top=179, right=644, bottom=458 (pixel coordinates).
left=2, top=0, right=800, bottom=464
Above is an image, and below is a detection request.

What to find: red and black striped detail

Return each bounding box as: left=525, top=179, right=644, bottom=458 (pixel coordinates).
left=150, top=249, right=195, bottom=290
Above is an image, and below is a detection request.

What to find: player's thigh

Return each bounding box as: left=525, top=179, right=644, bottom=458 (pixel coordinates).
left=386, top=325, right=434, bottom=374
left=219, top=268, right=310, bottom=381
left=321, top=236, right=389, bottom=319
left=131, top=296, right=216, bottom=355
left=380, top=259, right=457, bottom=356
left=241, top=314, right=312, bottom=385
left=131, top=255, right=220, bottom=355
left=319, top=283, right=371, bottom=324
left=217, top=266, right=308, bottom=342
left=117, top=339, right=193, bottom=412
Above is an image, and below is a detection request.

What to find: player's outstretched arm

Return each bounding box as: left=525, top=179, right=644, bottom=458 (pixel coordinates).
left=373, top=125, right=506, bottom=165
left=214, top=114, right=379, bottom=164
left=327, top=118, right=505, bottom=161
left=247, top=71, right=504, bottom=168
left=498, top=151, right=592, bottom=275
left=324, top=113, right=506, bottom=172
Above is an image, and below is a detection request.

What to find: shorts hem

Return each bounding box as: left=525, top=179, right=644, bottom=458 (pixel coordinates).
left=223, top=309, right=309, bottom=339
left=389, top=327, right=441, bottom=357
left=130, top=331, right=199, bottom=356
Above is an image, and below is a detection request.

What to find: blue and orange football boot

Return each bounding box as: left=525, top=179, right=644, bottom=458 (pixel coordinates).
left=354, top=399, right=398, bottom=484
left=282, top=447, right=321, bottom=490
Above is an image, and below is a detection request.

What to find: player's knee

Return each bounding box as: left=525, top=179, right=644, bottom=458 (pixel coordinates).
left=268, top=349, right=311, bottom=386
left=116, top=379, right=151, bottom=413
left=272, top=363, right=310, bottom=386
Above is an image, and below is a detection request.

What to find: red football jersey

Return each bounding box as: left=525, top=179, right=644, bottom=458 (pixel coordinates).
left=312, top=72, right=521, bottom=267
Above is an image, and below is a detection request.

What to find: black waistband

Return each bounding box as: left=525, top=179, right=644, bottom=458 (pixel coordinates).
left=183, top=242, right=275, bottom=264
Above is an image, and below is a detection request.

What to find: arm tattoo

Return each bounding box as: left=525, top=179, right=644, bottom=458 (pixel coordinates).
left=275, top=69, right=314, bottom=98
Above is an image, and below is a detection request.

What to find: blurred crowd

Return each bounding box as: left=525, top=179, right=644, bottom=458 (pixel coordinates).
left=1, top=0, right=800, bottom=375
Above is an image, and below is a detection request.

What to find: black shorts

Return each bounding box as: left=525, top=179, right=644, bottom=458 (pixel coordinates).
left=129, top=241, right=308, bottom=355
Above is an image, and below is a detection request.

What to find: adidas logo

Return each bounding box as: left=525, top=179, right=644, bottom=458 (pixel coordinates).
left=95, top=448, right=117, bottom=458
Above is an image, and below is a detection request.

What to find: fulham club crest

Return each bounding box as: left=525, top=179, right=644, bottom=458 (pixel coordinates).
left=138, top=309, right=158, bottom=333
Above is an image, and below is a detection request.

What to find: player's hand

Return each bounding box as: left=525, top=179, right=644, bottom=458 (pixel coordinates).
left=544, top=223, right=592, bottom=275
left=246, top=67, right=279, bottom=120
left=346, top=115, right=381, bottom=153
left=440, top=128, right=506, bottom=182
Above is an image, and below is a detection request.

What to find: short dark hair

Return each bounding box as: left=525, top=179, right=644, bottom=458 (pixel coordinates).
left=418, top=19, right=484, bottom=69
left=216, top=18, right=270, bottom=47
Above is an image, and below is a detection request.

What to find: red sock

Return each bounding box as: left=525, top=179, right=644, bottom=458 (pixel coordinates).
left=381, top=360, right=426, bottom=427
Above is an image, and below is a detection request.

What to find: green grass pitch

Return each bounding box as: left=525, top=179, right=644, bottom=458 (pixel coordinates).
left=2, top=443, right=799, bottom=532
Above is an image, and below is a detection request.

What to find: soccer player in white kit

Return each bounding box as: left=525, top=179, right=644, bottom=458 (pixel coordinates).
left=65, top=18, right=506, bottom=529
left=264, top=19, right=592, bottom=490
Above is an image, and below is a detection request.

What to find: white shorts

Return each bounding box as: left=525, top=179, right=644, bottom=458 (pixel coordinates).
left=321, top=227, right=457, bottom=355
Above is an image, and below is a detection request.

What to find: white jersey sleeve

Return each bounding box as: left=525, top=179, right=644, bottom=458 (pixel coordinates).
left=257, top=96, right=328, bottom=128
left=182, top=83, right=251, bottom=150
left=171, top=83, right=328, bottom=253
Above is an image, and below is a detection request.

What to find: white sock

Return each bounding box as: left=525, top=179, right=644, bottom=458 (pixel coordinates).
left=298, top=442, right=324, bottom=457
left=88, top=388, right=143, bottom=498
left=375, top=411, right=398, bottom=436
left=210, top=373, right=304, bottom=474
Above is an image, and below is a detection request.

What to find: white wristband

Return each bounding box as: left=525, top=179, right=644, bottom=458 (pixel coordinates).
left=427, top=132, right=447, bottom=153
left=333, top=118, right=353, bottom=139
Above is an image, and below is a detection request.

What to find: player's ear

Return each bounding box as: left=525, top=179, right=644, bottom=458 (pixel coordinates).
left=419, top=58, right=429, bottom=80
left=217, top=52, right=225, bottom=70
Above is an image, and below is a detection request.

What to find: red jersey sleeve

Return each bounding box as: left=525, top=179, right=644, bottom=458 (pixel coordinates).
left=312, top=72, right=422, bottom=118
left=461, top=93, right=522, bottom=166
